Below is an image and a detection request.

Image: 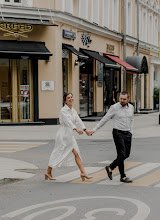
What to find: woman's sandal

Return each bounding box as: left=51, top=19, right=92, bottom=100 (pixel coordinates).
left=80, top=173, right=93, bottom=181
left=45, top=173, right=56, bottom=180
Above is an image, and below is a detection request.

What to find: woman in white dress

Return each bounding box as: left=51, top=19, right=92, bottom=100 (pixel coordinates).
left=45, top=92, right=92, bottom=181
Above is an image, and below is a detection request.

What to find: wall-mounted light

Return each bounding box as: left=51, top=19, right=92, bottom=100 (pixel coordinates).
left=74, top=60, right=79, bottom=66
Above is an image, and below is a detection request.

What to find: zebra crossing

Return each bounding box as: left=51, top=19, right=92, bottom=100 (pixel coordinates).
left=0, top=142, right=47, bottom=153
left=51, top=161, right=160, bottom=187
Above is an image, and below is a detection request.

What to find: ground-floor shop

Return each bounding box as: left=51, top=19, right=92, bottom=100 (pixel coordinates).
left=0, top=21, right=154, bottom=125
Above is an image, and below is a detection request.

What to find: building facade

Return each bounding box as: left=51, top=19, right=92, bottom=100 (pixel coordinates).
left=0, top=0, right=159, bottom=124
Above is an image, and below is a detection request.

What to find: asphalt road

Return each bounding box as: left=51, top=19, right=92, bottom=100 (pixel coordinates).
left=0, top=137, right=160, bottom=220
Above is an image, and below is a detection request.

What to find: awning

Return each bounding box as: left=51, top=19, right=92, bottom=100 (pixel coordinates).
left=82, top=49, right=120, bottom=69
left=126, top=56, right=148, bottom=73
left=0, top=40, right=52, bottom=60
left=104, top=54, right=138, bottom=73
left=63, top=44, right=88, bottom=60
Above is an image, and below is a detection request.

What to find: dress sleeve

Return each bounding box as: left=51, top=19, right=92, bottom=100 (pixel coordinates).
left=60, top=110, right=76, bottom=130
left=75, top=112, right=86, bottom=130
left=93, top=105, right=115, bottom=132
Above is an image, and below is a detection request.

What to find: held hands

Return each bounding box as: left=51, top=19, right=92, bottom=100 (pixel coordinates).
left=74, top=128, right=83, bottom=135
left=84, top=130, right=95, bottom=136
left=73, top=128, right=95, bottom=136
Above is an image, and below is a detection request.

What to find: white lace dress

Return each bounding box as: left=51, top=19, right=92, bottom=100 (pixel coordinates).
left=48, top=104, right=86, bottom=168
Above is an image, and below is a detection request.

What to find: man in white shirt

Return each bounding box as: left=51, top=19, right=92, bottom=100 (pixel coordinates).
left=91, top=91, right=134, bottom=183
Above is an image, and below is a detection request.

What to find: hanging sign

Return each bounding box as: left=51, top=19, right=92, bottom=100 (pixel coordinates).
left=0, top=23, right=33, bottom=38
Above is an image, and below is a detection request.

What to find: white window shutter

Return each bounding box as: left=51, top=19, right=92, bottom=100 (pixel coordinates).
left=103, top=0, right=109, bottom=28
left=92, top=0, right=99, bottom=24
left=79, top=0, right=88, bottom=20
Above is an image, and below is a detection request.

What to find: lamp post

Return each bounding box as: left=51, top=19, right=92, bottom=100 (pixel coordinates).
left=136, top=0, right=140, bottom=112
left=123, top=0, right=126, bottom=91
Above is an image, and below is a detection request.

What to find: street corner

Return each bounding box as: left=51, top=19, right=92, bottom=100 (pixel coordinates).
left=0, top=157, right=38, bottom=183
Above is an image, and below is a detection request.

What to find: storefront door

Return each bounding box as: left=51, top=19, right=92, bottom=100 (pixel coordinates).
left=103, top=68, right=120, bottom=113
left=79, top=59, right=94, bottom=117
left=0, top=58, right=33, bottom=122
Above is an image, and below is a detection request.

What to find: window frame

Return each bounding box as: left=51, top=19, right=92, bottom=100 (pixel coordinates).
left=154, top=16, right=158, bottom=46
left=102, top=0, right=110, bottom=28
left=91, top=0, right=99, bottom=25
left=4, top=0, right=21, bottom=4
left=126, top=0, right=132, bottom=35
left=112, top=0, right=119, bottom=32
left=79, top=0, right=88, bottom=20
left=62, top=0, right=73, bottom=14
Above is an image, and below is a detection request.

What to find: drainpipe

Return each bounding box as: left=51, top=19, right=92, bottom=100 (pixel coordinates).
left=136, top=0, right=140, bottom=112
left=123, top=0, right=126, bottom=91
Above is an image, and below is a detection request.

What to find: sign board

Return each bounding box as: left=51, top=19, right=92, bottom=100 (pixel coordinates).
left=106, top=44, right=115, bottom=54
left=97, top=62, right=103, bottom=87
left=41, top=81, right=54, bottom=91
left=81, top=34, right=92, bottom=46
left=63, top=30, right=76, bottom=40
left=20, top=85, right=30, bottom=98
left=0, top=23, right=33, bottom=38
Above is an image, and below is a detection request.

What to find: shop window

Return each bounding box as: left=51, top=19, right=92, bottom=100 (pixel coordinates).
left=79, top=0, right=88, bottom=20
left=126, top=0, right=132, bottom=35
left=0, top=59, right=12, bottom=121
left=142, top=10, right=147, bottom=42
left=91, top=0, right=99, bottom=25
left=149, top=14, right=153, bottom=44
left=62, top=0, right=73, bottom=14
left=4, top=0, right=21, bottom=3
left=112, top=0, right=119, bottom=32
left=3, top=0, right=33, bottom=6
left=102, top=0, right=110, bottom=28
left=62, top=49, right=69, bottom=96
left=154, top=17, right=158, bottom=46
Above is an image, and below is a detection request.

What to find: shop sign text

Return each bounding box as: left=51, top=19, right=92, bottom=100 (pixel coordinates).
left=81, top=34, right=92, bottom=46
left=63, top=30, right=76, bottom=40
left=106, top=44, right=114, bottom=54
left=0, top=23, right=33, bottom=38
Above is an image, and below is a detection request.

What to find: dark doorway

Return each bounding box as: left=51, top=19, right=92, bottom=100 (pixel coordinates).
left=79, top=58, right=94, bottom=117
left=103, top=68, right=121, bottom=113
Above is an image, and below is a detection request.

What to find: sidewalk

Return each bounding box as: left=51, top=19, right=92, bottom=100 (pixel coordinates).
left=0, top=112, right=160, bottom=183
left=0, top=112, right=159, bottom=141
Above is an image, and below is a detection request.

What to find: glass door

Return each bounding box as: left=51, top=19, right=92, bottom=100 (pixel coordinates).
left=0, top=58, right=33, bottom=123
left=103, top=69, right=120, bottom=113
left=17, top=59, right=33, bottom=122
left=79, top=59, right=94, bottom=117
left=0, top=59, right=12, bottom=122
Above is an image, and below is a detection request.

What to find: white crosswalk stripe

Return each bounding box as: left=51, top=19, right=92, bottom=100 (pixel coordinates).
left=54, top=167, right=103, bottom=182
left=98, top=162, right=160, bottom=185
left=50, top=162, right=160, bottom=187
left=0, top=142, right=47, bottom=153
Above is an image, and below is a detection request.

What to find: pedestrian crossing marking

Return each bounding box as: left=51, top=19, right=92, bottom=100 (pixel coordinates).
left=0, top=143, right=45, bottom=145
left=72, top=161, right=141, bottom=184
left=98, top=162, right=160, bottom=186
left=0, top=142, right=47, bottom=153
left=49, top=161, right=160, bottom=187
left=53, top=167, right=103, bottom=183
left=128, top=169, right=160, bottom=186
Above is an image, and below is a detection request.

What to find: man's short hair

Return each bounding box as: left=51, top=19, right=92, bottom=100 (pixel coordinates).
left=120, top=91, right=130, bottom=98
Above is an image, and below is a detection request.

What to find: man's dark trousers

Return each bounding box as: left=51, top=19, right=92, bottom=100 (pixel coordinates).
left=109, top=128, right=132, bottom=179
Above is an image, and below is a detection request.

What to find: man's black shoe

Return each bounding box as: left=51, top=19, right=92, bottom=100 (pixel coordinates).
left=105, top=166, right=112, bottom=180
left=120, top=177, right=132, bottom=183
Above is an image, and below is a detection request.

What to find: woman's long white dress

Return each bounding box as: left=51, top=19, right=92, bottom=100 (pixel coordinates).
left=48, top=104, right=86, bottom=168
